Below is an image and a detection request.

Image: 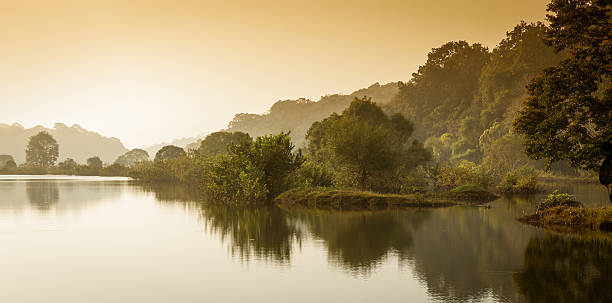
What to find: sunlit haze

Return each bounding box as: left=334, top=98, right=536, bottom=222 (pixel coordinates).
left=0, top=0, right=548, bottom=148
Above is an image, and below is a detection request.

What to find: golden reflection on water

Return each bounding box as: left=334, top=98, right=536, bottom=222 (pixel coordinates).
left=0, top=177, right=610, bottom=302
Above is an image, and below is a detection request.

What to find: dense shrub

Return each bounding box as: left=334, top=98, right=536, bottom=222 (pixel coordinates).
left=432, top=161, right=490, bottom=188
left=289, top=161, right=334, bottom=188
left=497, top=166, right=539, bottom=194
left=536, top=191, right=583, bottom=212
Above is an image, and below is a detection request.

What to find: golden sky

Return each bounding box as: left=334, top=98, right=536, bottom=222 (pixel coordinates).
left=0, top=0, right=549, bottom=148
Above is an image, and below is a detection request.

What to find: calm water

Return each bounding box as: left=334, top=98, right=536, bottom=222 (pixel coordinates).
left=0, top=176, right=610, bottom=302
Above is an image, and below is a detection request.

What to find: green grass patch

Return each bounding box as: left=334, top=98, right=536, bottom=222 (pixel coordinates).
left=448, top=184, right=499, bottom=202
left=275, top=187, right=459, bottom=210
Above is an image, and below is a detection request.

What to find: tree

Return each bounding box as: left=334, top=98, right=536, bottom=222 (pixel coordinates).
left=204, top=132, right=304, bottom=203
left=513, top=0, right=612, bottom=202
left=58, top=158, right=78, bottom=174
left=87, top=156, right=103, bottom=168
left=0, top=155, right=16, bottom=169
left=25, top=131, right=59, bottom=167
left=115, top=149, right=149, bottom=167
left=307, top=97, right=430, bottom=191
left=198, top=131, right=251, bottom=156
left=154, top=145, right=186, bottom=162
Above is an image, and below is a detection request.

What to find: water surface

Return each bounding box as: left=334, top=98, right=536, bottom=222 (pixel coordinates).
left=0, top=176, right=610, bottom=302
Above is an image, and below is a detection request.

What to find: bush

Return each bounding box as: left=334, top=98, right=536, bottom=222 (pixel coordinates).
left=497, top=166, right=539, bottom=194
left=449, top=184, right=498, bottom=202
left=203, top=133, right=303, bottom=204
left=433, top=161, right=490, bottom=188
left=537, top=191, right=583, bottom=212
left=289, top=161, right=334, bottom=188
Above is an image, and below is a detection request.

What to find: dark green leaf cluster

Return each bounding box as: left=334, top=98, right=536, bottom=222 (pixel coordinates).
left=203, top=132, right=304, bottom=204
left=307, top=97, right=430, bottom=191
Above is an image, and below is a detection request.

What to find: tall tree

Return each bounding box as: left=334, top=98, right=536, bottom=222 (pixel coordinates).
left=308, top=97, right=430, bottom=191
left=154, top=145, right=186, bottom=162
left=115, top=149, right=149, bottom=167
left=25, top=131, right=59, bottom=167
left=513, top=0, right=612, bottom=201
left=87, top=156, right=103, bottom=168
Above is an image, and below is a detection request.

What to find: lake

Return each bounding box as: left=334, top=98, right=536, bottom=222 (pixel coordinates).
left=0, top=175, right=610, bottom=302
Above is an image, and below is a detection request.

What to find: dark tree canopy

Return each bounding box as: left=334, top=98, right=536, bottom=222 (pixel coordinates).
left=386, top=41, right=491, bottom=141
left=115, top=148, right=149, bottom=167
left=87, top=156, right=103, bottom=168
left=155, top=145, right=186, bottom=162
left=307, top=97, right=430, bottom=191
left=25, top=131, right=59, bottom=168
left=198, top=131, right=251, bottom=156
left=513, top=0, right=611, bottom=199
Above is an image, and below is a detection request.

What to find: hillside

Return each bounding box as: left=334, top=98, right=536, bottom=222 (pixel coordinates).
left=0, top=123, right=128, bottom=164
left=225, top=82, right=399, bottom=147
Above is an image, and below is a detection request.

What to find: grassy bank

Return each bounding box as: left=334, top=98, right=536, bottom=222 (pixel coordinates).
left=274, top=187, right=498, bottom=210
left=519, top=206, right=612, bottom=233
left=518, top=192, right=612, bottom=234
left=275, top=188, right=455, bottom=209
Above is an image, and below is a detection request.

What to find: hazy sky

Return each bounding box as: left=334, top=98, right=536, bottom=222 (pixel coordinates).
left=0, top=0, right=549, bottom=148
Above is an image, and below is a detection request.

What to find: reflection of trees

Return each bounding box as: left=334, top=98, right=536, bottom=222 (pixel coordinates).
left=26, top=181, right=59, bottom=211
left=138, top=183, right=202, bottom=203
left=514, top=235, right=612, bottom=303
left=201, top=204, right=302, bottom=264
left=140, top=183, right=302, bottom=264
left=294, top=210, right=427, bottom=275
left=409, top=200, right=539, bottom=302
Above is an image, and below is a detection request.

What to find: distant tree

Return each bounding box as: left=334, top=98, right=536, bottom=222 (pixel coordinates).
left=386, top=41, right=490, bottom=141
left=5, top=160, right=16, bottom=168
left=513, top=0, right=611, bottom=202
left=198, top=131, right=251, bottom=156
left=115, top=149, right=149, bottom=167
left=0, top=155, right=16, bottom=169
left=25, top=131, right=59, bottom=167
left=58, top=158, right=78, bottom=173
left=307, top=97, right=430, bottom=191
left=87, top=156, right=103, bottom=168
left=154, top=145, right=186, bottom=162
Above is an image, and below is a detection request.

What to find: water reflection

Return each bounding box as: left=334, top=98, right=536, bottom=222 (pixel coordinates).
left=139, top=183, right=611, bottom=302
left=514, top=235, right=612, bottom=302
left=26, top=181, right=59, bottom=211
left=203, top=204, right=302, bottom=263
left=292, top=210, right=426, bottom=275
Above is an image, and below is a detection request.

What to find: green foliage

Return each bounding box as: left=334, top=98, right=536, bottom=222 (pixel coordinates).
left=289, top=161, right=334, bottom=188
left=204, top=154, right=268, bottom=204
left=203, top=132, right=304, bottom=203
left=25, top=131, right=59, bottom=168
left=513, top=2, right=611, bottom=190
left=432, top=161, right=490, bottom=188
left=115, top=148, right=149, bottom=167
left=537, top=191, right=583, bottom=212
left=198, top=131, right=251, bottom=156
left=386, top=41, right=490, bottom=141
left=497, top=166, right=539, bottom=194
left=154, top=145, right=186, bottom=162
left=226, top=82, right=399, bottom=147
left=450, top=184, right=485, bottom=193
left=307, top=97, right=430, bottom=192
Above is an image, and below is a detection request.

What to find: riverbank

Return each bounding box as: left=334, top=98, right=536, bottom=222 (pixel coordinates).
left=274, top=187, right=498, bottom=210
left=518, top=206, right=612, bottom=234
